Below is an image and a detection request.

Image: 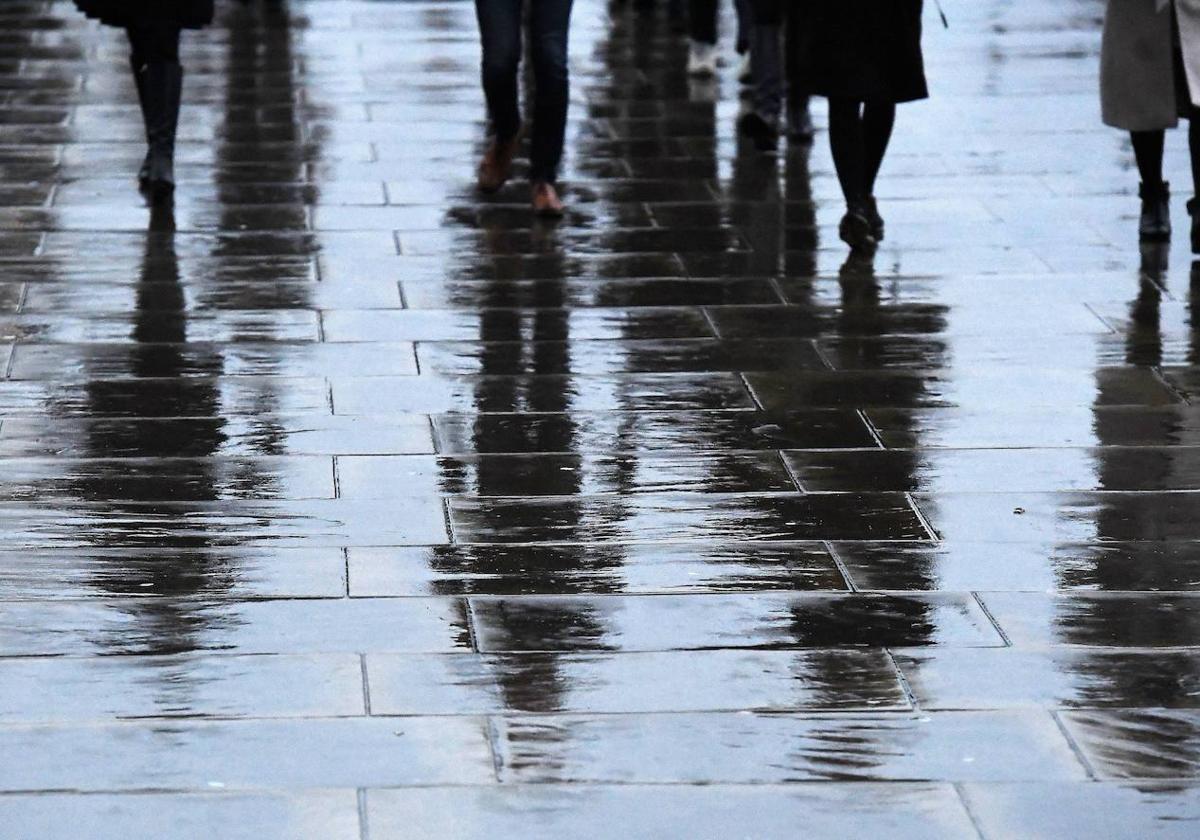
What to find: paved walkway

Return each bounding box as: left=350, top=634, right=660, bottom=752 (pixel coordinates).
left=1, top=0, right=1199, bottom=836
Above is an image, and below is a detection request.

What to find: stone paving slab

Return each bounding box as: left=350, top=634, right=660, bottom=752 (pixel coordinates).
left=3, top=0, right=1200, bottom=835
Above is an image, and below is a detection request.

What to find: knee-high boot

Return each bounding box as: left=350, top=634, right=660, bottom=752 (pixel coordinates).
left=130, top=57, right=153, bottom=186
left=139, top=61, right=183, bottom=200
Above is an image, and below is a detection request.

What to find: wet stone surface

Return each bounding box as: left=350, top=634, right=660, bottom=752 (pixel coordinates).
left=2, top=0, right=1200, bottom=836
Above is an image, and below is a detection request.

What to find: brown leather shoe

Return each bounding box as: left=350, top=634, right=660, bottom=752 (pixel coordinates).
left=531, top=181, right=565, bottom=218
left=477, top=135, right=520, bottom=194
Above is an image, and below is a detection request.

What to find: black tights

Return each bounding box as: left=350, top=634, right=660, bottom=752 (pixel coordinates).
left=126, top=23, right=181, bottom=68
left=828, top=98, right=896, bottom=205
left=1131, top=119, right=1200, bottom=199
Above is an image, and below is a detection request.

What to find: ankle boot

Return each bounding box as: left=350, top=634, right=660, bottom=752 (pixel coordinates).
left=1189, top=198, right=1200, bottom=254
left=130, top=57, right=152, bottom=187
left=839, top=199, right=878, bottom=254
left=1139, top=181, right=1171, bottom=241
left=139, top=61, right=183, bottom=201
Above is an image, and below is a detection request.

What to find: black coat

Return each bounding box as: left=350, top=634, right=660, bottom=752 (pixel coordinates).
left=74, top=0, right=214, bottom=30
left=794, top=0, right=928, bottom=104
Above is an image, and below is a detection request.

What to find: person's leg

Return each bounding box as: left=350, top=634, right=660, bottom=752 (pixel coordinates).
left=858, top=101, right=896, bottom=240
left=827, top=98, right=876, bottom=251
left=475, top=0, right=523, bottom=143
left=827, top=98, right=865, bottom=204
left=1187, top=114, right=1200, bottom=251
left=1133, top=129, right=1171, bottom=241
left=1132, top=130, right=1166, bottom=186
left=783, top=1, right=812, bottom=140
left=529, top=0, right=573, bottom=184
left=744, top=0, right=782, bottom=134
left=127, top=23, right=182, bottom=198
left=862, top=102, right=896, bottom=195
left=475, top=0, right=523, bottom=192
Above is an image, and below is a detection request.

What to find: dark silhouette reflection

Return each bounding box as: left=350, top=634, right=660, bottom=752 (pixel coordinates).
left=71, top=203, right=239, bottom=661
left=435, top=217, right=619, bottom=712
left=1054, top=250, right=1200, bottom=772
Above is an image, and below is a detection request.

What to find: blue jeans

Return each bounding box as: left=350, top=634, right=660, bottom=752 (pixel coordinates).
left=475, top=0, right=574, bottom=183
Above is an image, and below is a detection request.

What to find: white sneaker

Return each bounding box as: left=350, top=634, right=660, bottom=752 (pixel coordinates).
left=737, top=51, right=753, bottom=84
left=687, top=40, right=718, bottom=78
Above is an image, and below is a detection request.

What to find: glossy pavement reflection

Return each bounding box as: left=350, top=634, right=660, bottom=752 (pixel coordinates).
left=1, top=0, right=1199, bottom=837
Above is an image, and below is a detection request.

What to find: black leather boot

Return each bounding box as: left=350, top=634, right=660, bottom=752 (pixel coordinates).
left=1189, top=198, right=1200, bottom=254
left=139, top=61, right=183, bottom=201
left=1139, top=181, right=1171, bottom=241
left=130, top=57, right=152, bottom=187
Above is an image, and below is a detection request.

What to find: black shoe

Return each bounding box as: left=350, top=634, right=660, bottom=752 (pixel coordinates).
left=1189, top=198, right=1200, bottom=254
left=864, top=196, right=885, bottom=242
left=839, top=202, right=878, bottom=254
left=737, top=110, right=778, bottom=151
left=1139, top=181, right=1171, bottom=241
left=138, top=61, right=183, bottom=201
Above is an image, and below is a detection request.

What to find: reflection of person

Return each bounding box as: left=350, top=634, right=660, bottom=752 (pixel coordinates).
left=73, top=1, right=213, bottom=199
left=794, top=1, right=927, bottom=253
left=475, top=0, right=573, bottom=218
left=1101, top=1, right=1200, bottom=249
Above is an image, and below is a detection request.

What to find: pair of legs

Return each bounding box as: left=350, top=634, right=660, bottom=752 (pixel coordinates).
left=126, top=22, right=184, bottom=199
left=738, top=0, right=810, bottom=143
left=828, top=98, right=897, bottom=249
left=475, top=0, right=573, bottom=193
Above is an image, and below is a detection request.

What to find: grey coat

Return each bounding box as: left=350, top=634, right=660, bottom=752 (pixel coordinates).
left=1101, top=0, right=1200, bottom=130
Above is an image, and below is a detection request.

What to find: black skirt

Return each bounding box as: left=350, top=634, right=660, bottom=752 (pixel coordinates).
left=794, top=0, right=928, bottom=104
left=74, top=0, right=214, bottom=30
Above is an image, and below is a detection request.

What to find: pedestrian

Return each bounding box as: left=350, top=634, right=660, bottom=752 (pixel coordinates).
left=794, top=1, right=928, bottom=252
left=686, top=0, right=750, bottom=78
left=73, top=1, right=213, bottom=200
left=1101, top=0, right=1200, bottom=250
left=475, top=0, right=574, bottom=218
left=737, top=0, right=814, bottom=150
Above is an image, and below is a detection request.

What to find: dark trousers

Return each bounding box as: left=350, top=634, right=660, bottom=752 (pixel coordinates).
left=475, top=0, right=574, bottom=183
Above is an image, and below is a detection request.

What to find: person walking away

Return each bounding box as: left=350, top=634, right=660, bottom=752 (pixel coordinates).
left=74, top=1, right=213, bottom=200
left=794, top=1, right=927, bottom=252
left=737, top=0, right=814, bottom=149
left=1102, top=0, right=1200, bottom=250
left=475, top=0, right=574, bottom=218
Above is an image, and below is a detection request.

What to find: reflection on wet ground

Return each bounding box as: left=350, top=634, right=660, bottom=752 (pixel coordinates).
left=1, top=0, right=1199, bottom=836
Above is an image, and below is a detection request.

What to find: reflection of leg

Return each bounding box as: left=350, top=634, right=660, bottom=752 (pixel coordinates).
left=1133, top=130, right=1171, bottom=241
left=127, top=24, right=182, bottom=199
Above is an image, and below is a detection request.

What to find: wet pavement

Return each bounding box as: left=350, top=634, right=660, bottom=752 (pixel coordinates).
left=1, top=0, right=1200, bottom=836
